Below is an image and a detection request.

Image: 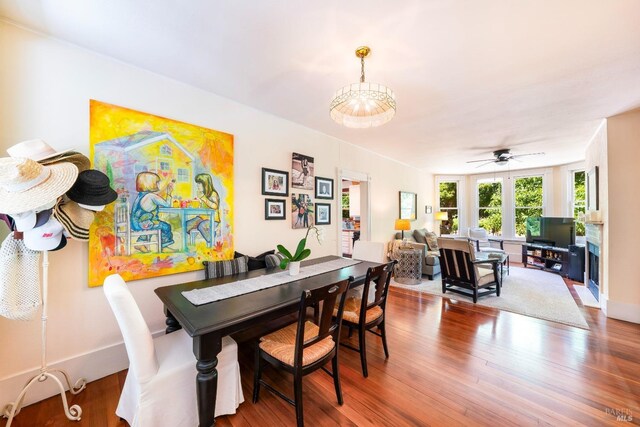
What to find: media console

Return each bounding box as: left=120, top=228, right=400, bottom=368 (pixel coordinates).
left=521, top=243, right=570, bottom=277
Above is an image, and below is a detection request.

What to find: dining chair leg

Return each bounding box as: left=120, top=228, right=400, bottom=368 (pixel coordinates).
left=332, top=355, right=343, bottom=405
left=358, top=327, right=368, bottom=378
left=252, top=345, right=262, bottom=403
left=293, top=371, right=304, bottom=427
left=473, top=287, right=478, bottom=303
left=380, top=321, right=390, bottom=359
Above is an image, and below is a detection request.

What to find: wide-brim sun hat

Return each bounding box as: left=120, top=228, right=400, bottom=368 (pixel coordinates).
left=54, top=200, right=94, bottom=241
left=66, top=169, right=117, bottom=206
left=7, top=139, right=73, bottom=162
left=0, top=157, right=79, bottom=215
left=40, top=151, right=91, bottom=173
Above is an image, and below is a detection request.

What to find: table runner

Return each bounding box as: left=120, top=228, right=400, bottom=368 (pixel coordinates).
left=182, top=258, right=362, bottom=305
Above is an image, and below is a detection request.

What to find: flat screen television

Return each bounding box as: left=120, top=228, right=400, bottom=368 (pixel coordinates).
left=525, top=217, right=575, bottom=248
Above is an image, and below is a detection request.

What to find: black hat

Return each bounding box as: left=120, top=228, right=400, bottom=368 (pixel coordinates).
left=66, top=169, right=117, bottom=206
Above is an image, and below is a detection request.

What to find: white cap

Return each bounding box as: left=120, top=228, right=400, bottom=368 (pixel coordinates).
left=24, top=217, right=65, bottom=251
left=12, top=210, right=37, bottom=232
left=78, top=203, right=105, bottom=212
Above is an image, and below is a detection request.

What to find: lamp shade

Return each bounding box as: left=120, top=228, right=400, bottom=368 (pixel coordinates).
left=435, top=211, right=449, bottom=221
left=394, top=219, right=411, bottom=231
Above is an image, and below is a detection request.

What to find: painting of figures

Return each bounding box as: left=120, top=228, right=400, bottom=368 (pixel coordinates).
left=291, top=193, right=314, bottom=229
left=291, top=152, right=314, bottom=189
left=88, top=100, right=234, bottom=286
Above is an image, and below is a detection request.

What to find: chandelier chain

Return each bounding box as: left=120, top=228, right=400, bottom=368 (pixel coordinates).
left=360, top=56, right=365, bottom=83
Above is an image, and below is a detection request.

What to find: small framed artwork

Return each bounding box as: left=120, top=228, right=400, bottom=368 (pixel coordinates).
left=265, top=199, right=286, bottom=220
left=315, top=203, right=331, bottom=225
left=587, top=166, right=599, bottom=210
left=399, top=191, right=417, bottom=220
left=425, top=205, right=433, bottom=214
left=292, top=152, right=314, bottom=190
left=261, top=168, right=289, bottom=197
left=292, top=194, right=314, bottom=229
left=315, top=176, right=334, bottom=199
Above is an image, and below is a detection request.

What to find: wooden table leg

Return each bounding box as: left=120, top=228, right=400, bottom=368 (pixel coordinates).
left=164, top=308, right=182, bottom=334
left=194, top=333, right=222, bottom=427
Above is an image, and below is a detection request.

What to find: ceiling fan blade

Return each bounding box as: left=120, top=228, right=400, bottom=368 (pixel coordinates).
left=466, top=158, right=497, bottom=164
left=510, top=152, right=545, bottom=159
left=475, top=161, right=496, bottom=168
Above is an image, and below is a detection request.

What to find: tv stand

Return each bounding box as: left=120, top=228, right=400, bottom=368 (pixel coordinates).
left=522, top=243, right=569, bottom=277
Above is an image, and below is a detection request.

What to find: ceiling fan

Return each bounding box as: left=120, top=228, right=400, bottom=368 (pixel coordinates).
left=466, top=149, right=545, bottom=168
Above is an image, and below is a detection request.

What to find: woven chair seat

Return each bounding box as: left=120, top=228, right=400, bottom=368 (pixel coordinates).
left=259, top=321, right=335, bottom=367
left=334, top=297, right=383, bottom=324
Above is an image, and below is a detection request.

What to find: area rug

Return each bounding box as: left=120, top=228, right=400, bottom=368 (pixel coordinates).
left=573, top=284, right=600, bottom=308
left=391, top=267, right=589, bottom=329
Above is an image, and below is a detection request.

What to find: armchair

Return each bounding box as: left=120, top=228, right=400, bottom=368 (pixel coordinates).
left=468, top=227, right=505, bottom=253
left=437, top=238, right=501, bottom=303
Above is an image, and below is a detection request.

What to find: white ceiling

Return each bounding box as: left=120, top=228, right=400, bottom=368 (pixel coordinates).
left=1, top=0, right=640, bottom=174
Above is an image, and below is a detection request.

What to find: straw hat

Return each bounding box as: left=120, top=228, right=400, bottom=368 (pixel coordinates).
left=40, top=151, right=91, bottom=173
left=0, top=157, right=78, bottom=214
left=54, top=200, right=94, bottom=241
left=7, top=139, right=73, bottom=162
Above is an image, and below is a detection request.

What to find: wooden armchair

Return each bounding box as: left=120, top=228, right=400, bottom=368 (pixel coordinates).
left=437, top=238, right=501, bottom=303
left=468, top=227, right=505, bottom=253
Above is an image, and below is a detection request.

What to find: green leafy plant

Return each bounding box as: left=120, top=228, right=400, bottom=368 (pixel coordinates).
left=277, top=226, right=323, bottom=269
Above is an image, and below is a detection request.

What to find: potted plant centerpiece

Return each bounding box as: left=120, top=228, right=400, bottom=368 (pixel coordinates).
left=278, top=226, right=323, bottom=275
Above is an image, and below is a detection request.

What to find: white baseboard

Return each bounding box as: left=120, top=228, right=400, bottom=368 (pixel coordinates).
left=604, top=299, right=640, bottom=324
left=0, top=329, right=165, bottom=410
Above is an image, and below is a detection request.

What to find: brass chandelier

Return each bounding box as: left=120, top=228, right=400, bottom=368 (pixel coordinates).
left=330, top=46, right=396, bottom=128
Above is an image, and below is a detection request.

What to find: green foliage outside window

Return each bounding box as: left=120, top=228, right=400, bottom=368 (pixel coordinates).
left=439, top=182, right=459, bottom=234
left=574, top=171, right=586, bottom=236
left=478, top=181, right=502, bottom=235
left=514, top=176, right=543, bottom=236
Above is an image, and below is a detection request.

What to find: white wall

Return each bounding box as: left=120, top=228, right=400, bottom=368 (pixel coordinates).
left=605, top=109, right=640, bottom=323
left=0, top=21, right=430, bottom=406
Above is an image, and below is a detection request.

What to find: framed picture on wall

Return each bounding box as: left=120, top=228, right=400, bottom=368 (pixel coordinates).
left=291, top=152, right=314, bottom=190
left=315, top=203, right=331, bottom=225
left=315, top=177, right=334, bottom=199
left=261, top=168, right=289, bottom=196
left=399, top=191, right=417, bottom=220
left=265, top=199, right=286, bottom=220
left=587, top=166, right=599, bottom=210
left=292, top=193, right=314, bottom=229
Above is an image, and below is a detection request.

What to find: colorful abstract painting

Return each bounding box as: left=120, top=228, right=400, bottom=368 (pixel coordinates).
left=88, top=100, right=234, bottom=287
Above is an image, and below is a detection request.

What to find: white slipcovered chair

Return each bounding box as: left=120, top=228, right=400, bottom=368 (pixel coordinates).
left=468, top=227, right=505, bottom=253
left=103, top=274, right=243, bottom=426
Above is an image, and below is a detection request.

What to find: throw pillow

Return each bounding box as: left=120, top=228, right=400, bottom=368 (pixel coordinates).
left=413, top=229, right=428, bottom=245
left=264, top=253, right=285, bottom=269
left=203, top=256, right=249, bottom=279
left=425, top=231, right=439, bottom=251
left=234, top=250, right=275, bottom=271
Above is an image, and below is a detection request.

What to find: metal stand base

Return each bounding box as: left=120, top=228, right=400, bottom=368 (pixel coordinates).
left=3, top=369, right=86, bottom=426
left=2, top=251, right=87, bottom=426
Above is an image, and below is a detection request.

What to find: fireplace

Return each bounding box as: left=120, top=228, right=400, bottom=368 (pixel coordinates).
left=587, top=242, right=600, bottom=301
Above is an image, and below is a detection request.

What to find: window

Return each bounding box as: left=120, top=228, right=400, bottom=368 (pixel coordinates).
left=159, top=161, right=171, bottom=171
left=478, top=179, right=502, bottom=236
left=573, top=170, right=586, bottom=236
left=514, top=176, right=543, bottom=237
left=438, top=181, right=458, bottom=235
left=177, top=168, right=189, bottom=182
left=160, top=144, right=173, bottom=156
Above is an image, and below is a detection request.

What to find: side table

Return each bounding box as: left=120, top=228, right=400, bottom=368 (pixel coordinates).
left=395, top=247, right=422, bottom=285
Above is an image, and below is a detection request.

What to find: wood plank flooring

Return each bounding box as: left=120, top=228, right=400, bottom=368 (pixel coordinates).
left=3, top=268, right=639, bottom=426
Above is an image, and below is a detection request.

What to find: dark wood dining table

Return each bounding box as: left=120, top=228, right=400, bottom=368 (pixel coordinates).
left=154, top=255, right=380, bottom=427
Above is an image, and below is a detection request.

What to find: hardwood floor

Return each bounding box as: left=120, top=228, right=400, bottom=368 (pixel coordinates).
left=3, top=268, right=640, bottom=426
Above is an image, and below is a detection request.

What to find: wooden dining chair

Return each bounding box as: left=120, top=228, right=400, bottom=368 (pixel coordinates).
left=335, top=260, right=396, bottom=378
left=253, top=278, right=351, bottom=427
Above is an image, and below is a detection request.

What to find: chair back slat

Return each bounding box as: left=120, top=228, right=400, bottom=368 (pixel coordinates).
left=360, top=261, right=396, bottom=319
left=293, top=278, right=351, bottom=366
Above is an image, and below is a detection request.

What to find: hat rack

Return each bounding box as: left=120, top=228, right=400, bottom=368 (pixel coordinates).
left=2, top=248, right=87, bottom=426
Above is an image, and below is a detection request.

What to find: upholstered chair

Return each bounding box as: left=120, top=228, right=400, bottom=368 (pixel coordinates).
left=468, top=227, right=505, bottom=253
left=103, top=274, right=244, bottom=426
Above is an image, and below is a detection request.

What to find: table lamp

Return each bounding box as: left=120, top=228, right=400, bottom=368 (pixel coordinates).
left=395, top=219, right=411, bottom=246
left=435, top=211, right=448, bottom=235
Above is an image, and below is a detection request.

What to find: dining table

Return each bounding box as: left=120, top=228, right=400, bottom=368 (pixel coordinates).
left=154, top=255, right=381, bottom=427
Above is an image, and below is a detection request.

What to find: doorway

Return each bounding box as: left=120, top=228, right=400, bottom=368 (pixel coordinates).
left=338, top=170, right=370, bottom=257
